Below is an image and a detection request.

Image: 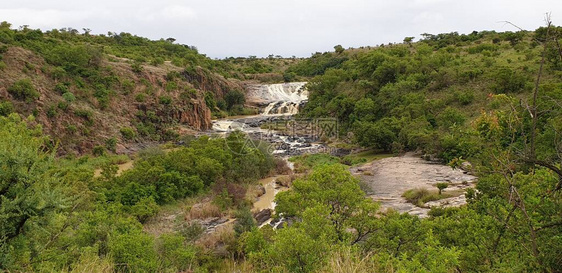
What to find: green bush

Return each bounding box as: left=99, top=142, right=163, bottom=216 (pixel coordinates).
left=46, top=105, right=57, bottom=118
left=204, top=92, right=217, bottom=110
left=130, top=197, right=159, bottom=223
left=121, top=79, right=135, bottom=94
left=135, top=93, right=146, bottom=102
left=0, top=60, right=6, bottom=70
left=54, top=82, right=69, bottom=94
left=50, top=67, right=66, bottom=80
left=105, top=137, right=117, bottom=152
left=57, top=101, right=69, bottom=111
left=131, top=62, right=143, bottom=73
left=165, top=81, right=177, bottom=92
left=8, top=79, right=39, bottom=101
left=156, top=234, right=196, bottom=271
left=74, top=109, right=93, bottom=121
left=120, top=127, right=136, bottom=140
left=66, top=124, right=77, bottom=134
left=166, top=71, right=180, bottom=80
left=92, top=145, right=106, bottom=156
left=0, top=101, right=14, bottom=116
left=436, top=182, right=449, bottom=195
left=233, top=208, right=256, bottom=236
left=109, top=232, right=158, bottom=272
left=354, top=120, right=397, bottom=152
left=437, top=107, right=466, bottom=128
left=150, top=57, right=164, bottom=66
left=62, top=92, right=76, bottom=103
left=454, top=90, right=474, bottom=105
left=492, top=67, right=528, bottom=93
left=46, top=44, right=101, bottom=74
left=158, top=95, right=172, bottom=105
left=224, top=90, right=245, bottom=111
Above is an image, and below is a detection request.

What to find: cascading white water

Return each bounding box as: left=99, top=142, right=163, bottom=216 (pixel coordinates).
left=246, top=82, right=308, bottom=115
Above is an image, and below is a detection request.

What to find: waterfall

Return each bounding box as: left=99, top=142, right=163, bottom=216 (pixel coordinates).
left=246, top=82, right=308, bottom=116
left=262, top=102, right=278, bottom=115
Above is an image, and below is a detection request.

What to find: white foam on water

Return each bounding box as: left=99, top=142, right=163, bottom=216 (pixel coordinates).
left=247, top=82, right=308, bottom=115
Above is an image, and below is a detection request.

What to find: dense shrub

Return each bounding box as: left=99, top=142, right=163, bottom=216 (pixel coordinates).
left=158, top=95, right=172, bottom=105
left=7, top=79, right=39, bottom=101
left=224, top=90, right=245, bottom=111
left=0, top=101, right=14, bottom=116
left=62, top=92, right=76, bottom=103
left=54, top=82, right=69, bottom=94
left=92, top=145, right=106, bottom=156
left=120, top=127, right=136, bottom=140
left=105, top=137, right=117, bottom=152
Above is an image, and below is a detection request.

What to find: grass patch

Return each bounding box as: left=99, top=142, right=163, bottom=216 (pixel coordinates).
left=402, top=188, right=453, bottom=208
left=342, top=149, right=393, bottom=165
left=57, top=154, right=130, bottom=170
left=289, top=153, right=340, bottom=173
left=185, top=202, right=222, bottom=221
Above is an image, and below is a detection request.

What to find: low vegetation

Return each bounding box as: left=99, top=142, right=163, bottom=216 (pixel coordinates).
left=0, top=115, right=275, bottom=272
left=402, top=188, right=448, bottom=207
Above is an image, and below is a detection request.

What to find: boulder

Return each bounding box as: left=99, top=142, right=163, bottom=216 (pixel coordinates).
left=253, top=209, right=272, bottom=226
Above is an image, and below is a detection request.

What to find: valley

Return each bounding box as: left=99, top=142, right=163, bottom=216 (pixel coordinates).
left=1, top=21, right=561, bottom=273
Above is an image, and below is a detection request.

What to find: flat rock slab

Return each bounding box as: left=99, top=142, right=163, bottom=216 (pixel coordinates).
left=351, top=152, right=477, bottom=217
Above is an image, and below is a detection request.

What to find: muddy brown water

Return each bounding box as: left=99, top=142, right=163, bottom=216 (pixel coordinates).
left=252, top=175, right=290, bottom=212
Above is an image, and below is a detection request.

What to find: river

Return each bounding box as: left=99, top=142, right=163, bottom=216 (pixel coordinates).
left=220, top=82, right=477, bottom=219
left=106, top=81, right=475, bottom=224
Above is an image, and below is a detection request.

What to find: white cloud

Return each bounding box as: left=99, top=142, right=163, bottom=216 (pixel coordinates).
left=0, top=0, right=560, bottom=57
left=160, top=5, right=197, bottom=21
left=0, top=8, right=95, bottom=29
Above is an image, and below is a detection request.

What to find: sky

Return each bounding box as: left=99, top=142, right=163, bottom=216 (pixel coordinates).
left=0, top=0, right=560, bottom=58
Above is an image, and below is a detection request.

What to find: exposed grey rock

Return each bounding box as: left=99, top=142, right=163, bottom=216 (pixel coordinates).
left=253, top=209, right=272, bottom=226
left=352, top=152, right=477, bottom=218
left=255, top=185, right=266, bottom=198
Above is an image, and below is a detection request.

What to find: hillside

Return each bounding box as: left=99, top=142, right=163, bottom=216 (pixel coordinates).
left=289, top=29, right=562, bottom=163
left=0, top=22, right=290, bottom=155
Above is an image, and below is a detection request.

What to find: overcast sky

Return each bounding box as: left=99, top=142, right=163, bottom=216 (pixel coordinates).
left=0, top=0, right=560, bottom=58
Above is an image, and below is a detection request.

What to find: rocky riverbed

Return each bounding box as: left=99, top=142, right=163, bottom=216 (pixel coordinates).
left=351, top=152, right=477, bottom=217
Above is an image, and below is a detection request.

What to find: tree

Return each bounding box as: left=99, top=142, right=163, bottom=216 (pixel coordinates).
left=276, top=164, right=379, bottom=243
left=334, top=44, right=344, bottom=54
left=403, top=36, right=415, bottom=44
left=234, top=208, right=256, bottom=236
left=436, top=182, right=448, bottom=195
left=0, top=114, right=78, bottom=268
left=353, top=120, right=396, bottom=152
left=224, top=90, right=245, bottom=111
left=267, top=226, right=329, bottom=273
left=109, top=231, right=158, bottom=272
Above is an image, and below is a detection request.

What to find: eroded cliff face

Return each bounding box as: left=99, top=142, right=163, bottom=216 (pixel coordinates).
left=172, top=100, right=212, bottom=130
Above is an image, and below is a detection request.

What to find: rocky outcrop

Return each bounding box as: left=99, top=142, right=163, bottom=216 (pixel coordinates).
left=351, top=152, right=477, bottom=218
left=171, top=100, right=212, bottom=130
